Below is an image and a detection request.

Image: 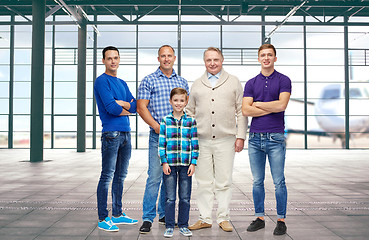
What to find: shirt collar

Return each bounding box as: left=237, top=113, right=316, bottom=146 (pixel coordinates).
left=259, top=70, right=277, bottom=79
left=156, top=67, right=178, bottom=78
left=169, top=111, right=187, bottom=120
left=207, top=71, right=221, bottom=79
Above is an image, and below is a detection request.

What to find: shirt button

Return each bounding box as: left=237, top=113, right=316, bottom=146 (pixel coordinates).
left=212, top=111, right=215, bottom=114
left=212, top=99, right=214, bottom=101
left=212, top=124, right=215, bottom=127
left=212, top=88, right=215, bottom=90
left=212, top=136, right=215, bottom=138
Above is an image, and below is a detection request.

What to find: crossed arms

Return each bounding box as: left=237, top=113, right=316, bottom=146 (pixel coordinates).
left=242, top=92, right=291, bottom=117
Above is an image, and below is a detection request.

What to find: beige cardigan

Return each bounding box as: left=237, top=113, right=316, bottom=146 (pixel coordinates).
left=186, top=69, right=247, bottom=140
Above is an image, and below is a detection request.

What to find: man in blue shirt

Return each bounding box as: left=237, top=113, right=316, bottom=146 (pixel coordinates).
left=94, top=46, right=138, bottom=232
left=137, top=45, right=189, bottom=233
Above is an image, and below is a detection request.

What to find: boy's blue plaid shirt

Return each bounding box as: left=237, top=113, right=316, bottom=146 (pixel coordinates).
left=159, top=112, right=199, bottom=166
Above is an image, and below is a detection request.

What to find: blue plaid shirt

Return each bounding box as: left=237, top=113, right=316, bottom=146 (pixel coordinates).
left=159, top=112, right=199, bottom=166
left=137, top=67, right=189, bottom=125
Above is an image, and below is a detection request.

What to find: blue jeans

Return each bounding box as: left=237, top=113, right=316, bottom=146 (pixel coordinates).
left=248, top=132, right=287, bottom=219
left=142, top=129, right=166, bottom=222
left=97, top=131, right=132, bottom=220
left=163, top=165, right=192, bottom=228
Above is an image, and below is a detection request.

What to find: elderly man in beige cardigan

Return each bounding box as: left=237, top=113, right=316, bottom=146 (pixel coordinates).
left=186, top=47, right=247, bottom=232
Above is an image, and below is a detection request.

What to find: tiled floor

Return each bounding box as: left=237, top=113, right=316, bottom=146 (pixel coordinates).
left=0, top=148, right=368, bottom=240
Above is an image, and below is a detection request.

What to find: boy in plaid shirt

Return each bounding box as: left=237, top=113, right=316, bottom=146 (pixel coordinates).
left=158, top=87, right=199, bottom=238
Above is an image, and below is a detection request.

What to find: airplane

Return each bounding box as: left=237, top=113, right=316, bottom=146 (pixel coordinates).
left=287, top=83, right=369, bottom=148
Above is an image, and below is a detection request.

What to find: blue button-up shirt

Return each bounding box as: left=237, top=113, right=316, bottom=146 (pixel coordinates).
left=207, top=71, right=221, bottom=87
left=138, top=68, right=189, bottom=125
left=158, top=112, right=199, bottom=166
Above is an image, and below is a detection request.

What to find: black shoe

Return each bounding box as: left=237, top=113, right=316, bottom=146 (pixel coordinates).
left=247, top=218, right=265, bottom=232
left=158, top=216, right=165, bottom=225
left=273, top=221, right=287, bottom=235
left=139, top=221, right=152, bottom=233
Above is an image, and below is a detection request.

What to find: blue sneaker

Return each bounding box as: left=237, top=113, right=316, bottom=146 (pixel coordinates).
left=98, top=217, right=119, bottom=232
left=179, top=227, right=192, bottom=237
left=164, top=228, right=174, bottom=238
left=112, top=213, right=138, bottom=225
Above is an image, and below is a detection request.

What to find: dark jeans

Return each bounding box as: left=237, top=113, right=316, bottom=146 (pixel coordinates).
left=163, top=165, right=192, bottom=228
left=97, top=131, right=131, bottom=220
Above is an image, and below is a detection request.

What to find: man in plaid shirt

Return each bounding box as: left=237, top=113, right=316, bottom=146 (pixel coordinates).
left=137, top=45, right=189, bottom=233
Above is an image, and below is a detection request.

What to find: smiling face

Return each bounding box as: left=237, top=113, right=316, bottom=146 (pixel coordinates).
left=102, top=50, right=120, bottom=76
left=258, top=48, right=277, bottom=70
left=158, top=46, right=176, bottom=73
left=204, top=50, right=223, bottom=75
left=169, top=93, right=188, bottom=114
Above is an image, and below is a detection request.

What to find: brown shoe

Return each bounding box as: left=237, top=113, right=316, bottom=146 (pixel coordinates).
left=188, top=220, right=212, bottom=230
left=219, top=221, right=233, bottom=232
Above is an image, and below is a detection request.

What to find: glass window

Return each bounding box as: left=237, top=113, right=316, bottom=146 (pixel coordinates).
left=307, top=49, right=344, bottom=65
left=0, top=66, right=9, bottom=81
left=55, top=31, right=78, bottom=48
left=0, top=115, right=8, bottom=131
left=54, top=116, right=77, bottom=131
left=13, top=115, right=30, bottom=131
left=0, top=49, right=10, bottom=63
left=15, top=49, right=32, bottom=64
left=54, top=99, right=77, bottom=114
left=306, top=32, right=344, bottom=48
left=54, top=65, right=77, bottom=82
left=96, top=30, right=136, bottom=48
left=223, top=31, right=260, bottom=48
left=54, top=132, right=76, bottom=148
left=14, top=65, right=31, bottom=82
left=13, top=99, right=30, bottom=114
left=0, top=82, right=9, bottom=97
left=306, top=66, right=344, bottom=83
left=14, top=82, right=31, bottom=98
left=0, top=99, right=9, bottom=114
left=54, top=82, right=77, bottom=98
left=13, top=132, right=30, bottom=148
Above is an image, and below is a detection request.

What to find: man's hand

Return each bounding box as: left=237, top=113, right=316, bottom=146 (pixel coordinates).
left=163, top=163, right=171, bottom=175
left=235, top=138, right=245, bottom=152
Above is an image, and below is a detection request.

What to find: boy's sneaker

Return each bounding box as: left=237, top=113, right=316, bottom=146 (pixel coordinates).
left=112, top=213, right=138, bottom=225
left=247, top=218, right=265, bottom=232
left=158, top=216, right=165, bottom=225
left=98, top=217, right=119, bottom=232
left=139, top=221, right=152, bottom=233
left=164, top=228, right=174, bottom=238
left=179, top=227, right=192, bottom=237
left=273, top=221, right=287, bottom=235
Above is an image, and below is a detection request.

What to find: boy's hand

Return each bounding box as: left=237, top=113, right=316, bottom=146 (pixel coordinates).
left=163, top=163, right=171, bottom=175
left=187, top=164, right=195, bottom=176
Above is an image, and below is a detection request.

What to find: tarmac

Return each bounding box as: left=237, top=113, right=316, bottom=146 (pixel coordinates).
left=0, top=148, right=368, bottom=240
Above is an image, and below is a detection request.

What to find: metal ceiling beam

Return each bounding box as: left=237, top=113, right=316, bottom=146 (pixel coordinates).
left=199, top=6, right=225, bottom=22
left=265, top=0, right=307, bottom=41
left=134, top=5, right=161, bottom=22
left=2, top=20, right=369, bottom=26
left=103, top=6, right=130, bottom=22
left=46, top=5, right=62, bottom=18
left=4, top=6, right=31, bottom=21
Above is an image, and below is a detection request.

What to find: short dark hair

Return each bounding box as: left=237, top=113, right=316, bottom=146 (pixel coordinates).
left=258, top=44, right=276, bottom=56
left=158, top=45, right=175, bottom=56
left=102, top=46, right=119, bottom=59
left=170, top=87, right=188, bottom=100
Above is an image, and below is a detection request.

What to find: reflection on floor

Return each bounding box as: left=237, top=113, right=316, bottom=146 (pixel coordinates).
left=0, top=149, right=368, bottom=240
